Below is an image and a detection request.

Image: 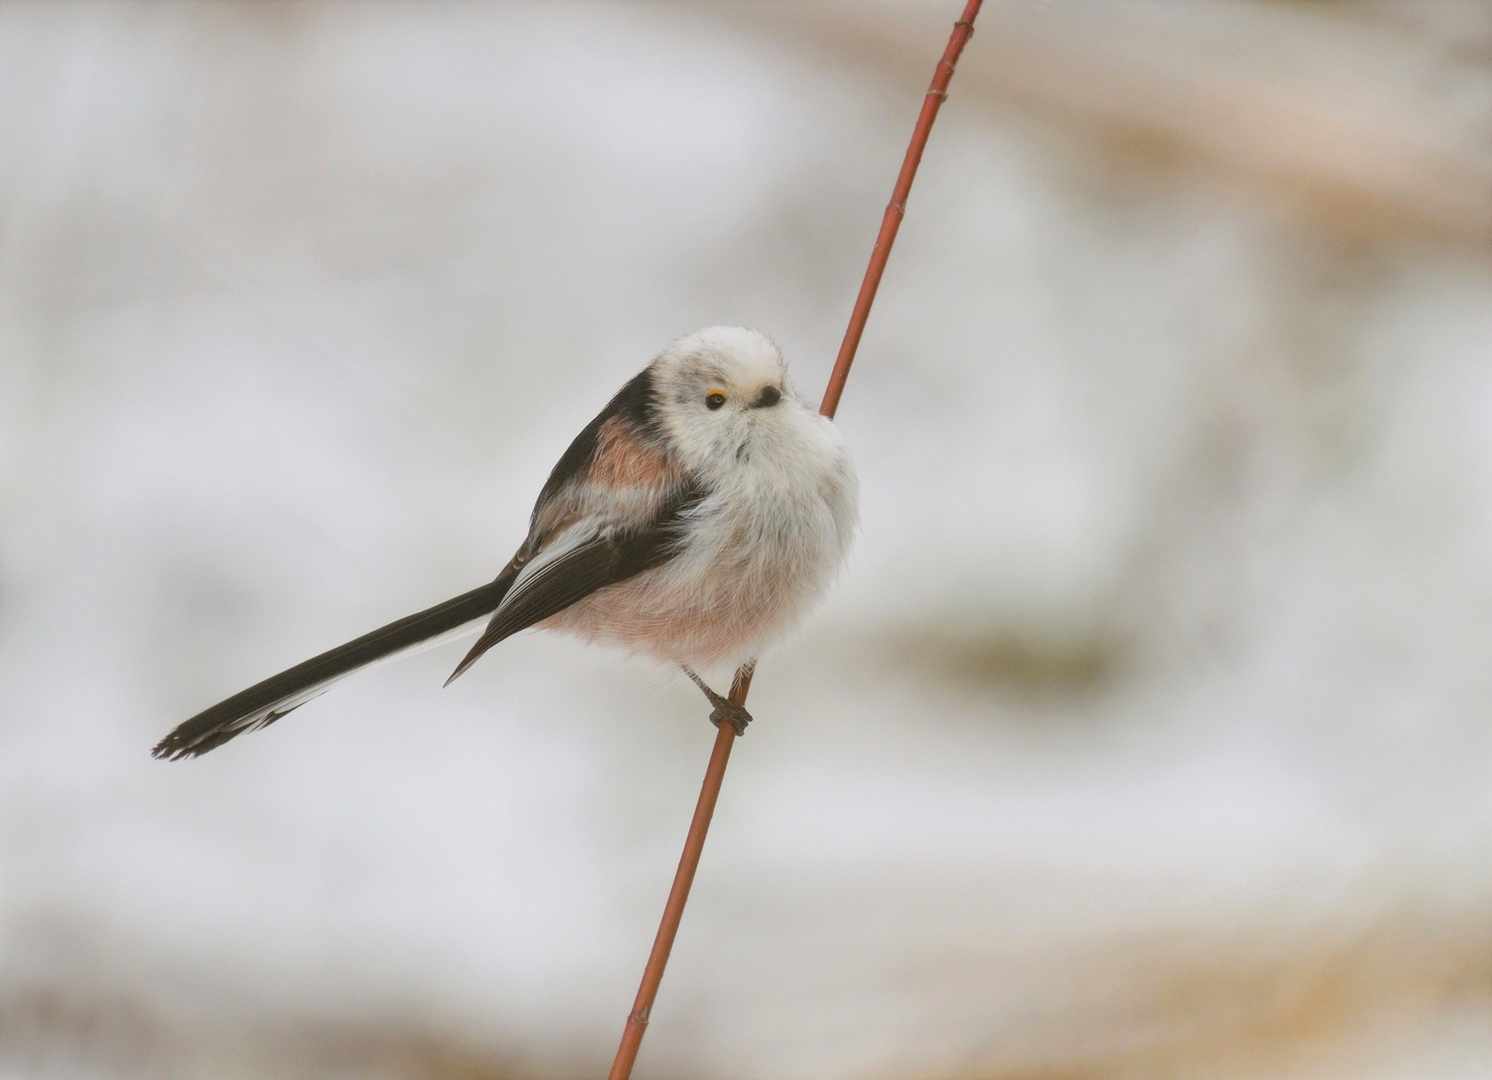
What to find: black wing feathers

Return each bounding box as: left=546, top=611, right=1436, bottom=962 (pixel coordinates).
left=155, top=362, right=686, bottom=760
left=446, top=477, right=707, bottom=684
left=532, top=366, right=657, bottom=523
left=153, top=575, right=515, bottom=760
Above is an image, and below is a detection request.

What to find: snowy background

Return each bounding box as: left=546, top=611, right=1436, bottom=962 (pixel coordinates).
left=1, top=2, right=1489, bottom=1077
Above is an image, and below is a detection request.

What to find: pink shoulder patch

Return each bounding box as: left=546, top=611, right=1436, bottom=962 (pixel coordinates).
left=591, top=418, right=678, bottom=489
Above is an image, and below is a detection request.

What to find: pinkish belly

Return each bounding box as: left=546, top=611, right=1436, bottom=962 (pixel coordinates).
left=539, top=561, right=787, bottom=667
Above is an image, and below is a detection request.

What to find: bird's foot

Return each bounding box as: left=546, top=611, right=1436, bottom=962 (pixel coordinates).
left=682, top=667, right=753, bottom=736
left=708, top=698, right=753, bottom=737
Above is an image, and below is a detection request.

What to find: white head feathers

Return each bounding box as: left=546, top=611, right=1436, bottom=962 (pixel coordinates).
left=649, top=326, right=812, bottom=476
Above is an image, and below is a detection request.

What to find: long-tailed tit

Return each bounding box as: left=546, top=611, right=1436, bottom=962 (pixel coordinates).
left=153, top=327, right=859, bottom=759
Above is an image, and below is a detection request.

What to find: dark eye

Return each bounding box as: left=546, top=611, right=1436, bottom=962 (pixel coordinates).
left=705, top=392, right=726, bottom=410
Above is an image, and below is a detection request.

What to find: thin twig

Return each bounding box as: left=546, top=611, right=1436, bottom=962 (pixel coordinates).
left=606, top=3, right=982, bottom=1075
left=821, top=2, right=983, bottom=421
left=607, top=665, right=752, bottom=1080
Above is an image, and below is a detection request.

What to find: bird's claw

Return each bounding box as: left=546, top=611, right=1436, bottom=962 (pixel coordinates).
left=708, top=699, right=752, bottom=737
left=682, top=665, right=753, bottom=736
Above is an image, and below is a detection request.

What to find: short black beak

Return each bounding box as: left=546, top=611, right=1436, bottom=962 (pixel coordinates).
left=753, top=386, right=782, bottom=408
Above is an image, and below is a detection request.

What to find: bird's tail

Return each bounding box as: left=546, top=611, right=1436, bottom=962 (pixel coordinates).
left=153, top=575, right=513, bottom=760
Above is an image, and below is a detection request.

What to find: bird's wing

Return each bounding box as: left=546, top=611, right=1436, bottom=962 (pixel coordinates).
left=445, top=477, right=707, bottom=684
left=529, top=366, right=658, bottom=532
left=155, top=365, right=676, bottom=758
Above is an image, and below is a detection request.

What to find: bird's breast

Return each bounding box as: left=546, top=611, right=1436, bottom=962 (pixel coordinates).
left=543, top=407, right=856, bottom=668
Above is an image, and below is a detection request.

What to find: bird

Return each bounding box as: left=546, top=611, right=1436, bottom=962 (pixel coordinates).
left=152, top=326, right=859, bottom=760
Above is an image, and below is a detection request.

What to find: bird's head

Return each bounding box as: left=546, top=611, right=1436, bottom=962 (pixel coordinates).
left=649, top=326, right=811, bottom=473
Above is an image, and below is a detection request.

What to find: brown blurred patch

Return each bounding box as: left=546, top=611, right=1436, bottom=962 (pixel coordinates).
left=0, top=965, right=561, bottom=1080
left=896, top=900, right=1492, bottom=1079
left=1, top=879, right=1486, bottom=1078
left=719, top=1, right=1492, bottom=248
left=882, top=624, right=1130, bottom=699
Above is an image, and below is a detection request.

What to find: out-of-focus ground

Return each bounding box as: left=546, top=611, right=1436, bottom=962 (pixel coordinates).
left=1, top=1, right=1489, bottom=1077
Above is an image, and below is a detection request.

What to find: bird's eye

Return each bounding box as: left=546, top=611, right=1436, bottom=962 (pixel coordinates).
left=705, top=391, right=726, bottom=410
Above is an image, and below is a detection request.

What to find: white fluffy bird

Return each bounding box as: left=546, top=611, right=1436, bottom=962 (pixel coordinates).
left=154, top=327, right=859, bottom=759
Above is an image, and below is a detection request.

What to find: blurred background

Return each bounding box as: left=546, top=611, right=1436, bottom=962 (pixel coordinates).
left=1, top=1, right=1489, bottom=1077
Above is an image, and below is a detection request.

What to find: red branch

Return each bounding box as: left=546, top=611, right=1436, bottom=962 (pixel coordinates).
left=606, top=664, right=753, bottom=1079
left=607, top=3, right=982, bottom=1075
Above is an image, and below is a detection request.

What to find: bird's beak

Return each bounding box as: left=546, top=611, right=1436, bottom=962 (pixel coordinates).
left=752, top=386, right=782, bottom=408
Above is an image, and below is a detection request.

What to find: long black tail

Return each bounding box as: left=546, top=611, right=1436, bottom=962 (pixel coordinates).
left=153, top=576, right=513, bottom=760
